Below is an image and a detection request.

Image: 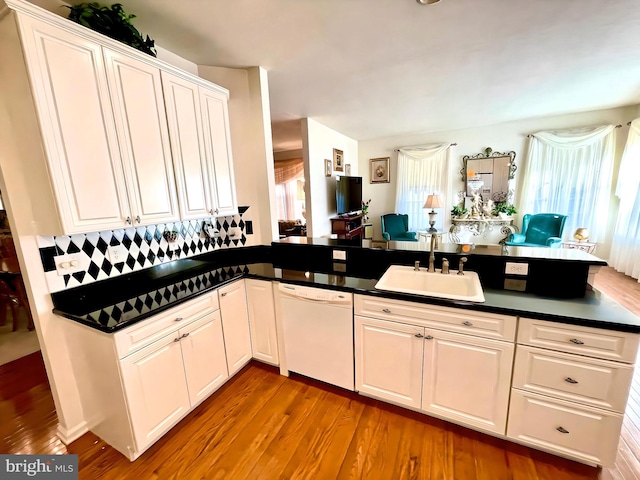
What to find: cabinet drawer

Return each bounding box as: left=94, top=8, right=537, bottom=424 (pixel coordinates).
left=518, top=317, right=640, bottom=363
left=507, top=389, right=623, bottom=466
left=513, top=346, right=634, bottom=412
left=114, top=292, right=219, bottom=358
left=354, top=294, right=516, bottom=341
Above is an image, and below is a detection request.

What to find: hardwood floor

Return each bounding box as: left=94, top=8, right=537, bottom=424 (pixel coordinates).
left=0, top=266, right=638, bottom=479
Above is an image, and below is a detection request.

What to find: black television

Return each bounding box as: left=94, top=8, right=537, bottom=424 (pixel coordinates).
left=336, top=176, right=363, bottom=215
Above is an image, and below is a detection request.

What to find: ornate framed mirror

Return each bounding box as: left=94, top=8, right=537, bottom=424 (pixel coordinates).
left=460, top=147, right=516, bottom=202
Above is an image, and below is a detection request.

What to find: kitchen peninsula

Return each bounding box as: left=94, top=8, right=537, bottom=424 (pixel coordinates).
left=52, top=241, right=639, bottom=466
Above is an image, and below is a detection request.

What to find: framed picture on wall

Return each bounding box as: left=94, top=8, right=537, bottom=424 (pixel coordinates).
left=370, top=157, right=390, bottom=183
left=333, top=148, right=344, bottom=172
left=325, top=159, right=332, bottom=176
left=345, top=164, right=351, bottom=176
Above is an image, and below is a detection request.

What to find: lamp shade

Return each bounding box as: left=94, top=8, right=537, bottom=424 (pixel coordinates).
left=423, top=194, right=442, bottom=209
left=573, top=228, right=590, bottom=241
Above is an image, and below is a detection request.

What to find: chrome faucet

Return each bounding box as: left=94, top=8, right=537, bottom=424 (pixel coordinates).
left=441, top=258, right=450, bottom=274
left=428, top=234, right=439, bottom=272
left=414, top=260, right=420, bottom=271
left=457, top=257, right=468, bottom=275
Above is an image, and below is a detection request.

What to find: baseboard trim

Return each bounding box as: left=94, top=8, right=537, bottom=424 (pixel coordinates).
left=56, top=421, right=88, bottom=445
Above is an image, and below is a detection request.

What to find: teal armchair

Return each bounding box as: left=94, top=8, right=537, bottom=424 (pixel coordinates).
left=381, top=214, right=417, bottom=241
left=505, top=213, right=567, bottom=248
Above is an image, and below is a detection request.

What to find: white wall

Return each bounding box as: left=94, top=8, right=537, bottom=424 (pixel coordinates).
left=198, top=66, right=277, bottom=244
left=358, top=105, right=637, bottom=259
left=302, top=119, right=359, bottom=237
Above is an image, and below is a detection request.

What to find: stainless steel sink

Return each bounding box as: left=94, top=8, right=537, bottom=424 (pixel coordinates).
left=375, top=265, right=485, bottom=302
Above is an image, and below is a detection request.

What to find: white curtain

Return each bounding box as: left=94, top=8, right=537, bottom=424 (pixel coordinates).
left=520, top=125, right=615, bottom=243
left=395, top=143, right=451, bottom=232
left=610, top=119, right=640, bottom=281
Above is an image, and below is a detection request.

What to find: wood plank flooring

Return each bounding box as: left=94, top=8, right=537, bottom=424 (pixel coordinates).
left=0, top=266, right=638, bottom=479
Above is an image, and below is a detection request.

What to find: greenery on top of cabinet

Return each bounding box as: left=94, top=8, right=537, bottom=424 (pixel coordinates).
left=65, top=3, right=156, bottom=57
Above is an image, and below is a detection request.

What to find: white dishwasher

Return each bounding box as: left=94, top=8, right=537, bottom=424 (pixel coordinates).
left=278, top=283, right=354, bottom=391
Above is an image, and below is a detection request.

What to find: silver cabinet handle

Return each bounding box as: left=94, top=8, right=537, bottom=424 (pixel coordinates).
left=174, top=317, right=183, bottom=322
left=135, top=215, right=141, bottom=223
left=215, top=208, right=219, bottom=214
left=556, top=426, right=570, bottom=434
left=382, top=308, right=391, bottom=313
left=564, top=377, right=579, bottom=384
left=414, top=333, right=424, bottom=338
left=425, top=335, right=434, bottom=340
left=569, top=338, right=584, bottom=345
left=126, top=216, right=132, bottom=225
left=462, top=321, right=473, bottom=327
left=180, top=333, right=190, bottom=339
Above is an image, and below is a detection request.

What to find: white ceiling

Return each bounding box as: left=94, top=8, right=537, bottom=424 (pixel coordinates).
left=102, top=0, right=640, bottom=150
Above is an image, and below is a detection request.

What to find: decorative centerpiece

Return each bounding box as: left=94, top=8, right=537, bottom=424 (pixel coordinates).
left=492, top=202, right=517, bottom=220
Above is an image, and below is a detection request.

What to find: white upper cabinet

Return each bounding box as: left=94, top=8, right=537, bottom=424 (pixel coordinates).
left=9, top=6, right=237, bottom=234
left=162, top=71, right=238, bottom=219
left=17, top=15, right=131, bottom=233
left=103, top=48, right=179, bottom=226
left=199, top=86, right=238, bottom=217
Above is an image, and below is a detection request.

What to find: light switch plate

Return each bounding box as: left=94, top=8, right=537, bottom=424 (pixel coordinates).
left=332, top=250, right=347, bottom=261
left=107, top=245, right=128, bottom=264
left=505, top=262, right=529, bottom=275
left=54, top=253, right=87, bottom=276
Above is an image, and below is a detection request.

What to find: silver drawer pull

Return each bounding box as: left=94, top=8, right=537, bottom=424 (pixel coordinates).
left=425, top=335, right=434, bottom=340
left=382, top=308, right=391, bottom=313
left=462, top=321, right=473, bottom=327
left=556, top=426, right=570, bottom=434
left=564, top=377, right=579, bottom=384
left=414, top=333, right=424, bottom=338
left=175, top=317, right=184, bottom=322
left=569, top=338, right=584, bottom=345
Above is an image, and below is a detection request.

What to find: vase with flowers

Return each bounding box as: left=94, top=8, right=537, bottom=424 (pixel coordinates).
left=361, top=199, right=371, bottom=222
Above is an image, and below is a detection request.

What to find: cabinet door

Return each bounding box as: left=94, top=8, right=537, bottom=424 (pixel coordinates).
left=17, top=15, right=130, bottom=233
left=180, top=312, right=229, bottom=406
left=161, top=71, right=213, bottom=219
left=355, top=316, right=424, bottom=409
left=219, top=280, right=252, bottom=375
left=245, top=279, right=279, bottom=365
left=199, top=86, right=238, bottom=217
left=103, top=48, right=179, bottom=225
left=120, top=334, right=190, bottom=451
left=422, top=329, right=514, bottom=434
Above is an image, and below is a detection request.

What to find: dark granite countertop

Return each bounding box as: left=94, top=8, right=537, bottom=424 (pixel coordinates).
left=52, top=252, right=640, bottom=334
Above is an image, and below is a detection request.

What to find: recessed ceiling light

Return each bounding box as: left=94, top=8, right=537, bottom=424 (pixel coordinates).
left=416, top=0, right=441, bottom=4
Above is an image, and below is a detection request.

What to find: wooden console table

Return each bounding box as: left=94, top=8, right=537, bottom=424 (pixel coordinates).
left=330, top=214, right=363, bottom=240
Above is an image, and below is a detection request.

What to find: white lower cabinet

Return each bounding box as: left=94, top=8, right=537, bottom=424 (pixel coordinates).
left=219, top=279, right=253, bottom=375
left=245, top=279, right=279, bottom=365
left=508, top=317, right=638, bottom=466
left=355, top=316, right=424, bottom=409
left=120, top=333, right=192, bottom=452
left=354, top=296, right=515, bottom=435
left=422, top=329, right=514, bottom=434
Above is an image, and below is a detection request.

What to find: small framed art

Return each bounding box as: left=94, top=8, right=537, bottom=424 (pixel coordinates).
left=345, top=164, right=351, bottom=176
left=325, top=159, right=332, bottom=176
left=370, top=157, right=390, bottom=183
left=333, top=148, right=344, bottom=172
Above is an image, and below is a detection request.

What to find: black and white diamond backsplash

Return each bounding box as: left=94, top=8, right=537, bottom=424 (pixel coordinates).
left=38, top=206, right=254, bottom=293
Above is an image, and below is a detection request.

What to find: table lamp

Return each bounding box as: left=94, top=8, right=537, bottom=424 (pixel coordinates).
left=573, top=228, right=589, bottom=243
left=423, top=193, right=442, bottom=233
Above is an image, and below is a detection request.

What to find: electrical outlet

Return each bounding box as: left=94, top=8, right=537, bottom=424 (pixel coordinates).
left=504, top=278, right=527, bottom=291
left=107, top=245, right=128, bottom=264
left=54, top=253, right=87, bottom=276
left=227, top=227, right=241, bottom=238
left=505, top=262, right=529, bottom=275
left=332, top=250, right=347, bottom=261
